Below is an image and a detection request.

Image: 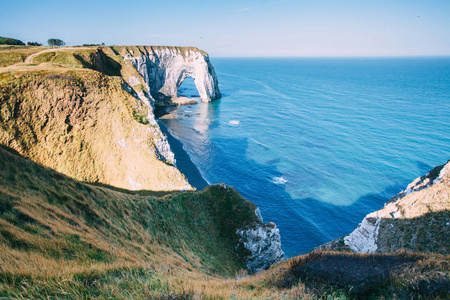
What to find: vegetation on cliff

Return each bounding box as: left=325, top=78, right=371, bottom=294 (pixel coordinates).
left=0, top=45, right=46, bottom=67
left=1, top=144, right=448, bottom=299
left=321, top=161, right=450, bottom=256
left=0, top=144, right=255, bottom=298
left=0, top=46, right=448, bottom=299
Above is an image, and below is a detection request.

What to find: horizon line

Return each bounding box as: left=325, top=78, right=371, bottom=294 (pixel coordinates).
left=212, top=55, right=450, bottom=59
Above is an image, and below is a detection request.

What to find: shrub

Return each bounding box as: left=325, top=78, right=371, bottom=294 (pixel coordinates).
left=48, top=38, right=65, bottom=47
left=27, top=41, right=42, bottom=46
left=0, top=36, right=25, bottom=45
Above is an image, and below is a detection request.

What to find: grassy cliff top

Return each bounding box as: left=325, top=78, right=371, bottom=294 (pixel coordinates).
left=104, top=45, right=208, bottom=58
left=0, top=45, right=48, bottom=67
left=0, top=45, right=207, bottom=69
left=1, top=144, right=448, bottom=299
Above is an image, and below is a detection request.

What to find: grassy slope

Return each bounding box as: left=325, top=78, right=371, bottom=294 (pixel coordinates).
left=0, top=144, right=259, bottom=298
left=2, top=144, right=448, bottom=299
left=0, top=46, right=448, bottom=299
left=0, top=49, right=190, bottom=191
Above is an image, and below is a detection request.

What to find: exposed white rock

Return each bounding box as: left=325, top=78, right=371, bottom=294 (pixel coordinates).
left=389, top=162, right=448, bottom=203
left=122, top=70, right=175, bottom=165
left=434, top=161, right=449, bottom=184
left=236, top=221, right=284, bottom=273
left=127, top=76, right=141, bottom=87
left=128, top=176, right=142, bottom=191
left=255, top=208, right=263, bottom=222
left=117, top=139, right=128, bottom=148
left=125, top=47, right=221, bottom=102
left=344, top=217, right=381, bottom=253
left=153, top=131, right=175, bottom=165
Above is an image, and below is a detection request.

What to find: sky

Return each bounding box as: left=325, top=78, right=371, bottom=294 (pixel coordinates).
left=1, top=0, right=450, bottom=57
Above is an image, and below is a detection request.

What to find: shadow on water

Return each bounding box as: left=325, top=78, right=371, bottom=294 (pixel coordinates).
left=416, top=160, right=433, bottom=175
left=158, top=120, right=209, bottom=190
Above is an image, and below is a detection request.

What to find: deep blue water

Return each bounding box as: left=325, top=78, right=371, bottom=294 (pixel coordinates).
left=162, top=57, right=450, bottom=258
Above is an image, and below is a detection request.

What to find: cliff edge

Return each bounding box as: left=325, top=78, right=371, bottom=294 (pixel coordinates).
left=321, top=160, right=450, bottom=254
left=103, top=46, right=221, bottom=102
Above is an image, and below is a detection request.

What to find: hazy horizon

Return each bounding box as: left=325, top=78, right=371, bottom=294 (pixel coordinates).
left=1, top=0, right=449, bottom=57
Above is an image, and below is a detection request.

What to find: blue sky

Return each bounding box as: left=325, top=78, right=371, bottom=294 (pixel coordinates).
left=1, top=0, right=449, bottom=57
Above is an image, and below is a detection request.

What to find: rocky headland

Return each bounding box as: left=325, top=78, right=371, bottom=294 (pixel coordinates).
left=320, top=161, right=450, bottom=254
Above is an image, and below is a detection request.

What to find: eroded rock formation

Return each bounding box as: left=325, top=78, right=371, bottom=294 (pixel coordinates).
left=321, top=160, right=450, bottom=254
left=124, top=46, right=221, bottom=102
left=236, top=209, right=285, bottom=273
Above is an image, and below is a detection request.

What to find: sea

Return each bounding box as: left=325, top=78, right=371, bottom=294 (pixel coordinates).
left=159, top=57, right=450, bottom=258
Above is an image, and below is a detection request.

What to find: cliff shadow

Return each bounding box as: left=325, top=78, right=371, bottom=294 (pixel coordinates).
left=74, top=49, right=122, bottom=77
left=158, top=121, right=209, bottom=190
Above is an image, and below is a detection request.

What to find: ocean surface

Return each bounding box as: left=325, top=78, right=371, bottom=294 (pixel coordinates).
left=160, top=57, right=450, bottom=258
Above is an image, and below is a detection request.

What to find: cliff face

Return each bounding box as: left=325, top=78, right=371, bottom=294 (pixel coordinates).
left=236, top=218, right=284, bottom=273
left=122, top=46, right=221, bottom=102
left=0, top=48, right=189, bottom=191
left=322, top=161, right=450, bottom=254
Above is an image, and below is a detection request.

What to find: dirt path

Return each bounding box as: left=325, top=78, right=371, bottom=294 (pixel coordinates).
left=0, top=47, right=92, bottom=73
left=24, top=47, right=91, bottom=64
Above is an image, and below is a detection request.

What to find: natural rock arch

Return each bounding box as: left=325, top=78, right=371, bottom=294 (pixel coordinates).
left=128, top=46, right=221, bottom=102
left=177, top=76, right=199, bottom=97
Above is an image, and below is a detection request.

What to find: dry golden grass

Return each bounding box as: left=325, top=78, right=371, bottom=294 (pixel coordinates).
left=0, top=45, right=47, bottom=67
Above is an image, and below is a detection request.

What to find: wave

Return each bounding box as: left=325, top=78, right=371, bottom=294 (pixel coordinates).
left=272, top=176, right=287, bottom=185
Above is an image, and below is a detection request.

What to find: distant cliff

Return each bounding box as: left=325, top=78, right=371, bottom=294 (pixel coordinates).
left=103, top=46, right=221, bottom=102
left=321, top=161, right=450, bottom=254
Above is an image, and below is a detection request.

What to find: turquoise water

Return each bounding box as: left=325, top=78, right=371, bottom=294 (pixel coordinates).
left=162, top=57, right=450, bottom=257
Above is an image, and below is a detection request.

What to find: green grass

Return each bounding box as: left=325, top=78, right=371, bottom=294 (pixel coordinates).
left=133, top=108, right=149, bottom=124
left=0, top=142, right=258, bottom=272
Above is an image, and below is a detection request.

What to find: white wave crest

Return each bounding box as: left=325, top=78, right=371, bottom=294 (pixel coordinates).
left=272, top=176, right=287, bottom=185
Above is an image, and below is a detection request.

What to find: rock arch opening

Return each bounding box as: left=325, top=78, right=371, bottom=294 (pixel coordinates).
left=128, top=47, right=221, bottom=102
left=177, top=76, right=200, bottom=98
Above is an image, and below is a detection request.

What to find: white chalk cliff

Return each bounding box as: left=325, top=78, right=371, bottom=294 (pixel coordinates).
left=343, top=161, right=450, bottom=253
left=236, top=209, right=284, bottom=273
left=124, top=46, right=221, bottom=102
